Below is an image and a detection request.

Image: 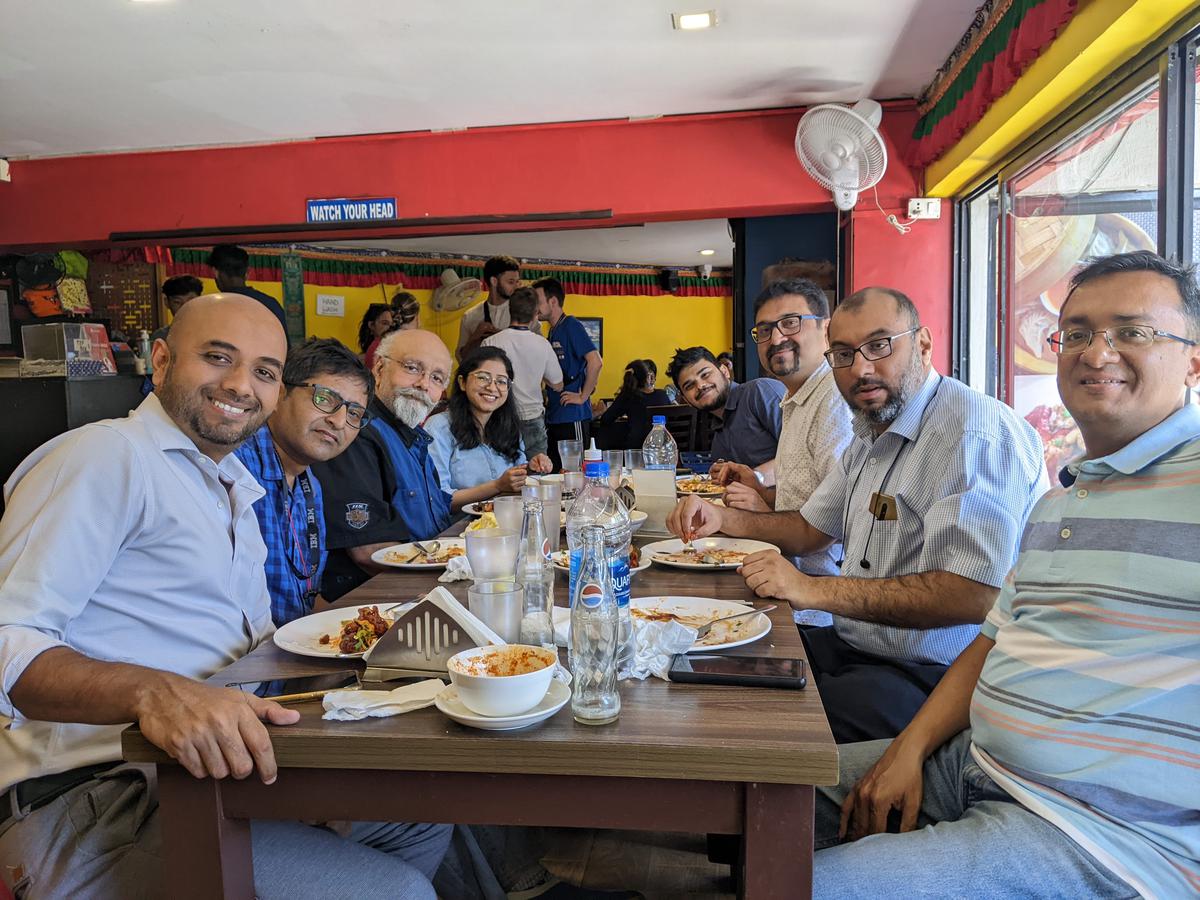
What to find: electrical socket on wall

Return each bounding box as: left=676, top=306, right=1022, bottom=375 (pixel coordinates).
left=0, top=160, right=10, bottom=182
left=907, top=198, right=942, bottom=220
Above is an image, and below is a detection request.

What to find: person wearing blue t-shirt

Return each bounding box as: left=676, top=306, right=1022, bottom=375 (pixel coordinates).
left=534, top=277, right=603, bottom=471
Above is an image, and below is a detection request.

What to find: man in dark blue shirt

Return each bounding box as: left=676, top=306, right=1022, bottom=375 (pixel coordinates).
left=235, top=338, right=372, bottom=624
left=313, top=328, right=453, bottom=601
left=209, top=243, right=290, bottom=340
left=534, top=277, right=603, bottom=470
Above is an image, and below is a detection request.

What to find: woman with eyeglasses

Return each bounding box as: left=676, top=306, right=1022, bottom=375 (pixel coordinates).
left=425, top=346, right=553, bottom=512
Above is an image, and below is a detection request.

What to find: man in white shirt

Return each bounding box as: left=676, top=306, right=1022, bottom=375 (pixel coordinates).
left=482, top=286, right=563, bottom=458
left=0, top=294, right=448, bottom=899
left=456, top=255, right=520, bottom=361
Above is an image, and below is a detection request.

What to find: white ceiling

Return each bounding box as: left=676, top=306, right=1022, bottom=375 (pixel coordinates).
left=314, top=219, right=736, bottom=267
left=0, top=0, right=983, bottom=159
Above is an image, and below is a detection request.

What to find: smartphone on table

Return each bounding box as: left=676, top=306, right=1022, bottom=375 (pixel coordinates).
left=226, top=670, right=361, bottom=702
left=667, top=654, right=806, bottom=689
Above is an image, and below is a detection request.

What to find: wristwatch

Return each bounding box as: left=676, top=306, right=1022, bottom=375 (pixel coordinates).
left=753, top=470, right=766, bottom=486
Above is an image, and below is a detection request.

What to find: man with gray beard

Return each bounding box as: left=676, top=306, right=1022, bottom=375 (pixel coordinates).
left=314, top=328, right=454, bottom=601
left=669, top=288, right=1048, bottom=742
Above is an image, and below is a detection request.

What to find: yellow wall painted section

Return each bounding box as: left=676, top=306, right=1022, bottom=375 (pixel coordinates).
left=190, top=277, right=732, bottom=398
left=924, top=0, right=1196, bottom=198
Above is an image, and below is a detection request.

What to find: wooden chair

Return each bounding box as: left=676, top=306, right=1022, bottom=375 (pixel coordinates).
left=646, top=404, right=698, bottom=452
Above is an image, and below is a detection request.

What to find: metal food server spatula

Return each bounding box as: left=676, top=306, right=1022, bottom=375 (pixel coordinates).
left=362, top=597, right=487, bottom=681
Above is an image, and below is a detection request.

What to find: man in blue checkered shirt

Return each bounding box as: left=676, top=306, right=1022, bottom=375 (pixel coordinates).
left=236, top=338, right=373, bottom=625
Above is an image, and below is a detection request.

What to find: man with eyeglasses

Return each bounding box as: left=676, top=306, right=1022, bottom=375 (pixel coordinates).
left=235, top=338, right=373, bottom=626
left=314, top=328, right=454, bottom=602
left=670, top=286, right=1047, bottom=743
left=809, top=250, right=1200, bottom=898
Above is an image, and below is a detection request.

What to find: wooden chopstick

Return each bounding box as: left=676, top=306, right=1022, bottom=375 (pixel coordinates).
left=267, top=686, right=361, bottom=705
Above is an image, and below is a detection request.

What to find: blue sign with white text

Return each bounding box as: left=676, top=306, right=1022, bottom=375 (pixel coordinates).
left=306, top=197, right=397, bottom=223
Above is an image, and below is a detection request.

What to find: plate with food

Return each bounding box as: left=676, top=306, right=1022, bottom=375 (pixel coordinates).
left=551, top=544, right=651, bottom=576
left=462, top=500, right=496, bottom=517
left=272, top=603, right=415, bottom=658
left=634, top=596, right=772, bottom=651
left=642, top=537, right=779, bottom=570
left=371, top=538, right=467, bottom=568
left=675, top=475, right=725, bottom=496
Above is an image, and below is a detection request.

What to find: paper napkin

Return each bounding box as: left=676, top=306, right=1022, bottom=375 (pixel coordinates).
left=322, top=678, right=446, bottom=721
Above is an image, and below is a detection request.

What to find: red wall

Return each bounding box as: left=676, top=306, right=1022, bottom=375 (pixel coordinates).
left=0, top=105, right=923, bottom=250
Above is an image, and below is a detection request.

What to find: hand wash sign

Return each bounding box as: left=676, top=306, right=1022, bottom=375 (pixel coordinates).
left=306, top=197, right=397, bottom=223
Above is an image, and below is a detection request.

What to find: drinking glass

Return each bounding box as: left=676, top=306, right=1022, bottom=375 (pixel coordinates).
left=624, top=450, right=645, bottom=473
left=562, top=470, right=585, bottom=496
left=467, top=580, right=524, bottom=643
left=523, top=480, right=563, bottom=554
left=464, top=529, right=519, bottom=580
left=493, top=495, right=526, bottom=533
left=557, top=440, right=583, bottom=473
left=602, top=450, right=624, bottom=488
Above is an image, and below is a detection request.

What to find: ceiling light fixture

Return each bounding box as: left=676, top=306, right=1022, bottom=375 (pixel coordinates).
left=672, top=10, right=718, bottom=30
left=698, top=249, right=716, bottom=256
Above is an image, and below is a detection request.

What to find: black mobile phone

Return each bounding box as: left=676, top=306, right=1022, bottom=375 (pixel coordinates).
left=667, top=654, right=806, bottom=689
left=225, top=670, right=360, bottom=699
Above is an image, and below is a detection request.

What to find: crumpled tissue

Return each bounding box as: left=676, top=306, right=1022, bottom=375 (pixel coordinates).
left=322, top=678, right=445, bottom=721
left=438, top=555, right=474, bottom=582
left=552, top=607, right=696, bottom=682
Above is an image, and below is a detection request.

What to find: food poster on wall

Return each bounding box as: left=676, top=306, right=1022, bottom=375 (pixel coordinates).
left=1012, top=211, right=1156, bottom=479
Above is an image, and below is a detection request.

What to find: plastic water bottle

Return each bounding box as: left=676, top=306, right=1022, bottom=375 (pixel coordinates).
left=138, top=329, right=154, bottom=375
left=515, top=498, right=555, bottom=648
left=570, top=525, right=620, bottom=725
left=642, top=416, right=678, bottom=471
left=566, top=440, right=633, bottom=673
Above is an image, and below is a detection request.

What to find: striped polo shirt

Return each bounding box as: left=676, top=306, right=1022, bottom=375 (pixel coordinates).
left=970, top=404, right=1200, bottom=898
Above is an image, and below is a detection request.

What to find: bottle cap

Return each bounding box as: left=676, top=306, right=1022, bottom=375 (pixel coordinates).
left=583, top=459, right=609, bottom=479
left=652, top=415, right=666, bottom=425
left=583, top=437, right=602, bottom=462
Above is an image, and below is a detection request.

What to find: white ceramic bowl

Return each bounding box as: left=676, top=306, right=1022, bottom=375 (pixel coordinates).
left=628, top=510, right=648, bottom=534
left=447, top=644, right=557, bottom=717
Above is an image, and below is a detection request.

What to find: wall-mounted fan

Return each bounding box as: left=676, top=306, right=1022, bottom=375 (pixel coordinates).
left=430, top=268, right=483, bottom=312
left=794, top=99, right=888, bottom=211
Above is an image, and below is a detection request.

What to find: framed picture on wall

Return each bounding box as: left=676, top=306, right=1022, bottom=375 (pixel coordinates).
left=577, top=317, right=603, bottom=356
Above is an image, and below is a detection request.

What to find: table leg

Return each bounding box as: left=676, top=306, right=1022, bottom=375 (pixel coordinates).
left=741, top=782, right=813, bottom=900
left=158, top=766, right=254, bottom=900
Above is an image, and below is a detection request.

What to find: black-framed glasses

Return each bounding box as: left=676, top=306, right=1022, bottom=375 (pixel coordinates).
left=467, top=371, right=511, bottom=389
left=285, top=382, right=371, bottom=429
left=824, top=327, right=919, bottom=369
left=1047, top=325, right=1198, bottom=355
left=377, top=354, right=449, bottom=390
left=750, top=314, right=823, bottom=344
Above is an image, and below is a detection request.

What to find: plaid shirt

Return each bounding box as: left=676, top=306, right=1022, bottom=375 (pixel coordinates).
left=235, top=425, right=327, bottom=626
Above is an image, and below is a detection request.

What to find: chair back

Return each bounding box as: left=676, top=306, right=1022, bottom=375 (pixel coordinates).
left=645, top=404, right=698, bottom=452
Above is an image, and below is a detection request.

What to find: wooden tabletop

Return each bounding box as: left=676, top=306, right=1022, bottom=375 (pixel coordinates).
left=124, top=527, right=838, bottom=787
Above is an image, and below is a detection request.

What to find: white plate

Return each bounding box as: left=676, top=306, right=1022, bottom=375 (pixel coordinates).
left=550, top=550, right=652, bottom=576
left=462, top=502, right=494, bottom=517
left=632, top=595, right=772, bottom=651
left=642, top=537, right=779, bottom=570
left=435, top=679, right=570, bottom=730
left=272, top=602, right=415, bottom=658
left=371, top=538, right=467, bottom=569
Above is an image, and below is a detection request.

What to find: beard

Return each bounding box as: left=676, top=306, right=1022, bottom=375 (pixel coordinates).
left=848, top=349, right=926, bottom=429
left=157, top=372, right=266, bottom=450
left=694, top=382, right=728, bottom=412
left=764, top=340, right=802, bottom=377
left=390, top=387, right=435, bottom=428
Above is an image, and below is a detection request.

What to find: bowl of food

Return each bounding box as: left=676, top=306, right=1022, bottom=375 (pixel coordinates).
left=628, top=509, right=648, bottom=534
left=447, top=644, right=558, bottom=717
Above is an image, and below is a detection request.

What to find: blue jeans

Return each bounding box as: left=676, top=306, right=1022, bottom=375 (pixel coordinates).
left=813, top=731, right=1138, bottom=899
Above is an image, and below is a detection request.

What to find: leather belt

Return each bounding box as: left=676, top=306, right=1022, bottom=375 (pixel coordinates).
left=2, top=762, right=117, bottom=822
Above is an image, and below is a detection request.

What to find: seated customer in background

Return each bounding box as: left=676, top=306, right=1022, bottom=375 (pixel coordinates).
left=0, top=294, right=449, bottom=899
left=149, top=274, right=203, bottom=343
left=314, top=328, right=453, bottom=601
left=390, top=290, right=422, bottom=331
left=236, top=338, right=372, bottom=626
left=670, top=287, right=1047, bottom=743
left=595, top=359, right=672, bottom=449
left=812, top=251, right=1200, bottom=899
left=668, top=345, right=785, bottom=468
left=425, top=346, right=552, bottom=513
left=358, top=302, right=395, bottom=369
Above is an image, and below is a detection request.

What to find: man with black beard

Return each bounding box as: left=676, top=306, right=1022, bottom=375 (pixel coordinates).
left=314, top=328, right=454, bottom=601
left=669, top=287, right=1048, bottom=742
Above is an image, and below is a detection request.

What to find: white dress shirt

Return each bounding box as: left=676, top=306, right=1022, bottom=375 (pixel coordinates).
left=0, top=394, right=274, bottom=791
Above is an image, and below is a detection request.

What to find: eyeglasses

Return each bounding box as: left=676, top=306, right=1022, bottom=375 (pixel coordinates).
left=286, top=382, right=371, bottom=429
left=378, top=355, right=449, bottom=389
left=824, top=327, right=919, bottom=369
left=1046, top=325, right=1197, bottom=355
left=750, top=314, right=823, bottom=344
left=467, top=371, right=511, bottom=390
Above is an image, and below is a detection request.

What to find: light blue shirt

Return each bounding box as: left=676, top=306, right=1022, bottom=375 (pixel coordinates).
left=0, top=393, right=274, bottom=790
left=801, top=371, right=1048, bottom=665
left=425, top=411, right=527, bottom=495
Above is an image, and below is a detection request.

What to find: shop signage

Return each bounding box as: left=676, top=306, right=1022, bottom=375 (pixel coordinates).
left=306, top=197, right=397, bottom=223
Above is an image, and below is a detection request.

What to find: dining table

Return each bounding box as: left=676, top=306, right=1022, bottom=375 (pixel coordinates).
left=121, top=520, right=839, bottom=899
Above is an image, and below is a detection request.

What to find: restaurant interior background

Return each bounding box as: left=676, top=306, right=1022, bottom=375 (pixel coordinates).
left=0, top=0, right=1197, bottom=485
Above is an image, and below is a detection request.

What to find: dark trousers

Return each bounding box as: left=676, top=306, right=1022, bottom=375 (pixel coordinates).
left=546, top=419, right=592, bottom=472
left=800, top=625, right=948, bottom=744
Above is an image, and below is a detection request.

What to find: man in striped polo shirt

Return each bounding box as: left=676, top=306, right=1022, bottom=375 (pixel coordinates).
left=811, top=251, right=1200, bottom=898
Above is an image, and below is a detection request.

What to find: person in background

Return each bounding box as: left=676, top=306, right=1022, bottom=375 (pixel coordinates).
left=716, top=351, right=735, bottom=381
left=313, top=328, right=453, bottom=602
left=595, top=359, right=672, bottom=449
left=0, top=294, right=449, bottom=898
left=670, top=287, right=1047, bottom=743
left=235, top=338, right=373, bottom=626
left=425, top=347, right=552, bottom=513
left=668, top=346, right=785, bottom=468
left=812, top=251, right=1200, bottom=899
left=457, top=255, right=520, bottom=361
left=390, top=290, right=421, bottom=331
left=482, top=286, right=562, bottom=458
left=645, top=359, right=679, bottom=403
left=208, top=243, right=289, bottom=338
left=359, top=303, right=395, bottom=369
left=535, top=276, right=603, bottom=470
left=150, top=274, right=203, bottom=343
